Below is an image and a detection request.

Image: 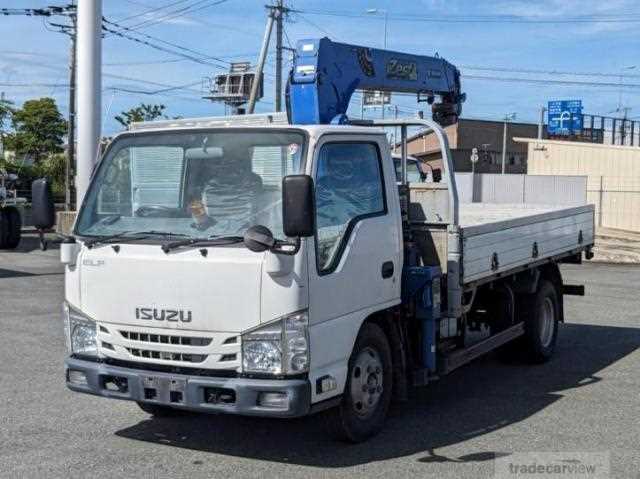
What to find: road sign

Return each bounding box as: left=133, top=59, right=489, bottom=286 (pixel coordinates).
left=548, top=100, right=583, bottom=135
left=363, top=90, right=392, bottom=107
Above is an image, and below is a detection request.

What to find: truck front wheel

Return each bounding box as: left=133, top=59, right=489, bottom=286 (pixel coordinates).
left=326, top=323, right=393, bottom=442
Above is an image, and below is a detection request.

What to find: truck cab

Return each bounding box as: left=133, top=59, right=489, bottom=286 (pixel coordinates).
left=63, top=117, right=406, bottom=434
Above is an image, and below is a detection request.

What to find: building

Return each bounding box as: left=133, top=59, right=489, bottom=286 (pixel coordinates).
left=403, top=118, right=539, bottom=174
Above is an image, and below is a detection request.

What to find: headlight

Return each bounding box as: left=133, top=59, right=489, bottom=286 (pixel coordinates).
left=63, top=302, right=98, bottom=358
left=242, top=310, right=309, bottom=375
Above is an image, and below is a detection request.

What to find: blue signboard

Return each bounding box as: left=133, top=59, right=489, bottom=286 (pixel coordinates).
left=548, top=100, right=583, bottom=135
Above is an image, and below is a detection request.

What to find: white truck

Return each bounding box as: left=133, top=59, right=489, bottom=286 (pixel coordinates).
left=51, top=38, right=595, bottom=442
left=54, top=112, right=594, bottom=442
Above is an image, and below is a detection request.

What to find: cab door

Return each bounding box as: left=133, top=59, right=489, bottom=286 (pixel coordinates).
left=307, top=133, right=402, bottom=328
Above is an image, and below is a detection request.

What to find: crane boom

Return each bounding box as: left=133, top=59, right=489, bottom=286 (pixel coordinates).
left=287, top=37, right=465, bottom=126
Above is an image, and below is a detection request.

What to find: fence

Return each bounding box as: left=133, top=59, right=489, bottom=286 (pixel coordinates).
left=455, top=173, right=587, bottom=206
left=548, top=114, right=640, bottom=146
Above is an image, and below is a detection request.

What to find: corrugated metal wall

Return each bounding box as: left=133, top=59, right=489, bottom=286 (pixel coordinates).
left=520, top=138, right=640, bottom=232
left=455, top=173, right=587, bottom=205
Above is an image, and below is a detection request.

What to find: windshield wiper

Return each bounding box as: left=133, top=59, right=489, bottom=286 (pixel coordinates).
left=83, top=231, right=189, bottom=248
left=161, top=235, right=244, bottom=253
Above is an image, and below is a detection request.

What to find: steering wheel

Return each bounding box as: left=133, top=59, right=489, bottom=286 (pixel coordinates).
left=134, top=205, right=182, bottom=218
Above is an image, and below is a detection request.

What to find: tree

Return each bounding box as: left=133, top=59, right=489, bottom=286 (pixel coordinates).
left=115, top=103, right=167, bottom=128
left=5, top=97, right=67, bottom=163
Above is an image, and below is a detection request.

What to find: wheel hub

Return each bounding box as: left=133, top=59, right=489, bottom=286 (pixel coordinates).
left=539, top=296, right=555, bottom=348
left=350, top=347, right=383, bottom=417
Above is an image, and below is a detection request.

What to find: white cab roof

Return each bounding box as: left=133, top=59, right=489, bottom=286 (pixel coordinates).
left=128, top=112, right=385, bottom=137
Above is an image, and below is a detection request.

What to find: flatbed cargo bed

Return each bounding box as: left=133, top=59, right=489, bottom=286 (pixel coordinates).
left=459, top=203, right=595, bottom=285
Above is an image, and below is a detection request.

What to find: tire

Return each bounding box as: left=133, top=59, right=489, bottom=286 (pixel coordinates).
left=326, top=323, right=393, bottom=443
left=3, top=207, right=21, bottom=249
left=136, top=402, right=188, bottom=417
left=0, top=210, right=6, bottom=249
left=519, top=280, right=560, bottom=363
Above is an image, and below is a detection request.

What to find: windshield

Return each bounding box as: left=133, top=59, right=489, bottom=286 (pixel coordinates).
left=76, top=130, right=305, bottom=240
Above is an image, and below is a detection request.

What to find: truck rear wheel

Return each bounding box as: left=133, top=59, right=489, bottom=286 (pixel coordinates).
left=1, top=207, right=22, bottom=249
left=326, top=323, right=393, bottom=443
left=519, top=280, right=560, bottom=363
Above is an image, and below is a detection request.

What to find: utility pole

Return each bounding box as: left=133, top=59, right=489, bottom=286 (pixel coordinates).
left=366, top=9, right=388, bottom=49
left=248, top=8, right=275, bottom=113
left=0, top=91, right=5, bottom=158
left=76, top=0, right=102, bottom=206
left=537, top=106, right=546, bottom=139
left=274, top=0, right=286, bottom=112
left=501, top=113, right=516, bottom=175
left=620, top=106, right=632, bottom=145
left=66, top=10, right=77, bottom=211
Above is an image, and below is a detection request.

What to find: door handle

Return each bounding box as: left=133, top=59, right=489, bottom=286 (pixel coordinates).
left=381, top=261, right=394, bottom=279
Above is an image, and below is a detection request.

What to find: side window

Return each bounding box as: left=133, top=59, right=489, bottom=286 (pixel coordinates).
left=315, top=142, right=386, bottom=272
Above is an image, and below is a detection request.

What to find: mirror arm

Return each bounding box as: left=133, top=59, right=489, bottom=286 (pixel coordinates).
left=270, top=237, right=301, bottom=256
left=57, top=233, right=75, bottom=243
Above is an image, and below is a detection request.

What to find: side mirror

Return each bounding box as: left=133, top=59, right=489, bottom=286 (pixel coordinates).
left=282, top=174, right=314, bottom=238
left=244, top=225, right=276, bottom=253
left=432, top=168, right=443, bottom=183
left=60, top=237, right=80, bottom=266
left=31, top=178, right=55, bottom=230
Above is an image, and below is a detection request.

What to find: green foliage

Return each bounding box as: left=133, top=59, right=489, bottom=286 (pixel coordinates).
left=4, top=97, right=67, bottom=163
left=0, top=153, right=67, bottom=196
left=115, top=103, right=167, bottom=128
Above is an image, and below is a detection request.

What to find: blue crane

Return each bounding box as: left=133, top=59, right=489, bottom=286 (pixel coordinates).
left=287, top=37, right=465, bottom=126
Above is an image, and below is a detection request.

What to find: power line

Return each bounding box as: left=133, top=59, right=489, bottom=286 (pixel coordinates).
left=126, top=0, right=229, bottom=31
left=106, top=80, right=200, bottom=95
left=105, top=58, right=187, bottom=66
left=295, top=8, right=640, bottom=24
left=0, top=6, right=75, bottom=17
left=292, top=12, right=339, bottom=40
left=102, top=16, right=231, bottom=68
left=462, top=75, right=640, bottom=89
left=462, top=65, right=640, bottom=79
left=0, top=82, right=71, bottom=88
left=103, top=73, right=202, bottom=94
left=116, top=0, right=194, bottom=24
left=105, top=88, right=207, bottom=104
left=101, top=23, right=225, bottom=69
left=119, top=0, right=256, bottom=35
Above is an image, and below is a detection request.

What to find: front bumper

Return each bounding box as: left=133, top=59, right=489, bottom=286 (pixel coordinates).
left=65, top=357, right=311, bottom=418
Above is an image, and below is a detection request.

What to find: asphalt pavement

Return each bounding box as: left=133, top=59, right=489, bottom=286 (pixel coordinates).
left=0, top=233, right=638, bottom=478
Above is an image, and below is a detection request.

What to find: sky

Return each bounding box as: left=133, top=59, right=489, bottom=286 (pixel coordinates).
left=1, top=0, right=640, bottom=135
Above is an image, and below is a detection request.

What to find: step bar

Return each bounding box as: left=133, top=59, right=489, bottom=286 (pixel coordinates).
left=439, top=322, right=525, bottom=375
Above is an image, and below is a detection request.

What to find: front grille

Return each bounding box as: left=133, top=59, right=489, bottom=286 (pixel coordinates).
left=120, top=330, right=212, bottom=347
left=103, top=358, right=238, bottom=377
left=126, top=347, right=207, bottom=363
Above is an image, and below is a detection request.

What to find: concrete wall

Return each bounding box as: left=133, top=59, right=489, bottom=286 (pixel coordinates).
left=519, top=138, right=640, bottom=232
